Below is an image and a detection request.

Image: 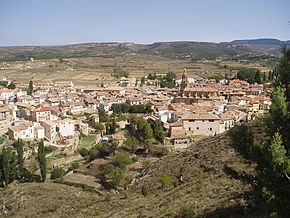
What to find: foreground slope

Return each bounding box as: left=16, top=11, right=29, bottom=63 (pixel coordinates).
left=0, top=122, right=267, bottom=217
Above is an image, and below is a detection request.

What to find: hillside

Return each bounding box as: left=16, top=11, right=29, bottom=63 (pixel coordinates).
left=223, top=38, right=290, bottom=56
left=0, top=121, right=267, bottom=218
left=0, top=40, right=260, bottom=62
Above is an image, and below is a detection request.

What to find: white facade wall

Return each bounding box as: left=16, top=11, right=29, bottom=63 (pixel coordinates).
left=183, top=119, right=221, bottom=136
left=57, top=120, right=75, bottom=137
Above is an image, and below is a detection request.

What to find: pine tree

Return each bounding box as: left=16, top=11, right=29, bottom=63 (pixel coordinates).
left=37, top=140, right=46, bottom=182
left=274, top=45, right=290, bottom=101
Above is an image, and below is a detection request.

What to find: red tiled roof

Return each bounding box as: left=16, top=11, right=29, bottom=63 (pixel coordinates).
left=35, top=106, right=51, bottom=112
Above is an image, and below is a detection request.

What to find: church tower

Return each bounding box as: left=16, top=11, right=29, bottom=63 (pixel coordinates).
left=180, top=68, right=188, bottom=94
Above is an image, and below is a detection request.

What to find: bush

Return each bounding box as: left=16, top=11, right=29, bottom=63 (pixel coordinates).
left=88, top=142, right=116, bottom=161
left=94, top=123, right=105, bottom=132
left=142, top=159, right=151, bottom=169
left=132, top=156, right=138, bottom=163
left=51, top=167, right=65, bottom=180
left=149, top=146, right=169, bottom=157
left=0, top=136, right=4, bottom=145
left=44, top=146, right=53, bottom=154
left=160, top=173, right=172, bottom=189
left=114, top=151, right=133, bottom=168
left=67, top=162, right=79, bottom=172
left=177, top=205, right=196, bottom=218
left=141, top=185, right=148, bottom=196
left=79, top=148, right=89, bottom=157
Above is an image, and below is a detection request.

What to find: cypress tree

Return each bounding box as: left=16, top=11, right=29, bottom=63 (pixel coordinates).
left=16, top=139, right=24, bottom=179
left=263, top=72, right=266, bottom=81
left=37, top=140, right=46, bottom=182
left=1, top=147, right=10, bottom=187
left=27, top=80, right=33, bottom=95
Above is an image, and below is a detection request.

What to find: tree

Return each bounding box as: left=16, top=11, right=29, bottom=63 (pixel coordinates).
left=263, top=72, right=266, bottom=81
left=27, top=80, right=33, bottom=95
left=110, top=118, right=117, bottom=134
left=136, top=117, right=153, bottom=142
left=103, top=164, right=125, bottom=189
left=124, top=136, right=138, bottom=153
left=268, top=71, right=273, bottom=81
left=1, top=147, right=10, bottom=186
left=0, top=147, right=18, bottom=187
left=237, top=68, right=261, bottom=84
left=274, top=45, right=290, bottom=101
left=152, top=120, right=164, bottom=143
left=7, top=81, right=16, bottom=89
left=112, top=67, right=129, bottom=78
left=88, top=141, right=116, bottom=161
left=254, top=70, right=261, bottom=84
left=269, top=87, right=290, bottom=150
left=16, top=139, right=24, bottom=179
left=94, top=123, right=105, bottom=132
left=114, top=151, right=133, bottom=168
left=98, top=110, right=110, bottom=122
left=0, top=81, right=7, bottom=88
left=228, top=89, right=290, bottom=216
left=37, top=140, right=46, bottom=182
left=160, top=72, right=177, bottom=88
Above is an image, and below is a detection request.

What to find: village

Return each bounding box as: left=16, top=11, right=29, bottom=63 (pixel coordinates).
left=0, top=69, right=272, bottom=189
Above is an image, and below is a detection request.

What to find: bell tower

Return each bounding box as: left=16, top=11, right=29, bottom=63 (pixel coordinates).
left=180, top=68, right=188, bottom=94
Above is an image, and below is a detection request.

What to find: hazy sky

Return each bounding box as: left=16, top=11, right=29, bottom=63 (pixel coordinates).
left=0, top=0, right=289, bottom=46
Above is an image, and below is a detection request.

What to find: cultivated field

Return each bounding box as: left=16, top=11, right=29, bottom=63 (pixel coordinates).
left=0, top=54, right=271, bottom=87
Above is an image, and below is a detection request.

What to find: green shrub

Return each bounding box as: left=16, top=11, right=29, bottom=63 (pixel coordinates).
left=0, top=136, right=4, bottom=144
left=44, top=146, right=53, bottom=154
left=79, top=148, right=89, bottom=157
left=114, top=151, right=133, bottom=168
left=160, top=173, right=172, bottom=189
left=51, top=167, right=65, bottom=180
left=67, top=162, right=79, bottom=172
left=142, top=159, right=151, bottom=169
left=141, top=185, right=148, bottom=196
left=177, top=205, right=196, bottom=218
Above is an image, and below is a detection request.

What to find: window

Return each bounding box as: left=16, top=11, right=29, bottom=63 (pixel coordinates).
left=209, top=128, right=212, bottom=131
left=197, top=127, right=199, bottom=130
left=209, top=120, right=214, bottom=122
left=189, top=127, right=191, bottom=131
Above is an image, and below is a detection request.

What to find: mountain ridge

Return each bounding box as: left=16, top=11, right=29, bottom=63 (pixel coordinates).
left=0, top=38, right=288, bottom=61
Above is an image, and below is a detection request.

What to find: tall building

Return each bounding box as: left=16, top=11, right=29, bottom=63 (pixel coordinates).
left=180, top=68, right=188, bottom=95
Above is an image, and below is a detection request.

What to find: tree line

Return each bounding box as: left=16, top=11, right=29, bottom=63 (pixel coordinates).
left=237, top=68, right=261, bottom=84
left=0, top=139, right=47, bottom=187
left=111, top=103, right=152, bottom=114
